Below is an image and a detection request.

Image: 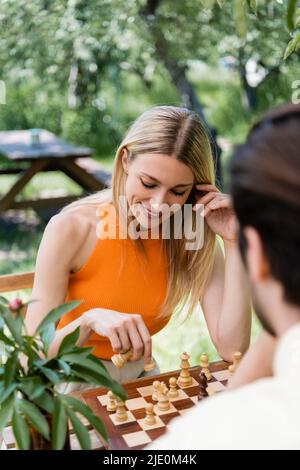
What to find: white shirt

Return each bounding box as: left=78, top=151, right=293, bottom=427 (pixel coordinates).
left=149, top=323, right=300, bottom=450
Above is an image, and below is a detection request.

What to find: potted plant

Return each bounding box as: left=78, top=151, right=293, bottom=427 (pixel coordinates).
left=0, top=296, right=125, bottom=450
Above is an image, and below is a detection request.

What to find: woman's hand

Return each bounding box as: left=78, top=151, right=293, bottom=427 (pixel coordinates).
left=83, top=308, right=152, bottom=363
left=193, top=183, right=238, bottom=243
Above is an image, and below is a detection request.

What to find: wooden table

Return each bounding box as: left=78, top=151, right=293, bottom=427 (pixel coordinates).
left=73, top=360, right=230, bottom=450
left=0, top=129, right=111, bottom=213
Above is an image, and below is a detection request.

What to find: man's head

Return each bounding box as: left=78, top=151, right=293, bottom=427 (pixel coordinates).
left=230, top=103, right=300, bottom=338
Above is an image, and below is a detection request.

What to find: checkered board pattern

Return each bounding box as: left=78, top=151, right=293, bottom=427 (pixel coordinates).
left=1, top=414, right=105, bottom=450
left=82, top=361, right=231, bottom=450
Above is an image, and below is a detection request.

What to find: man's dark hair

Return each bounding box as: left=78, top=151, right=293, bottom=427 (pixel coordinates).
left=230, top=103, right=300, bottom=306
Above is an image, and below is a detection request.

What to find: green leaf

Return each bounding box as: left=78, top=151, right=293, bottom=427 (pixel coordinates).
left=19, top=377, right=46, bottom=400
left=40, top=366, right=61, bottom=385
left=233, top=0, right=247, bottom=39
left=12, top=405, right=30, bottom=450
left=247, top=0, right=257, bottom=15
left=32, top=358, right=48, bottom=368
left=18, top=399, right=50, bottom=440
left=4, top=351, right=19, bottom=386
left=35, top=300, right=82, bottom=334
left=61, top=353, right=107, bottom=376
left=61, top=395, right=107, bottom=442
left=0, top=383, right=18, bottom=405
left=67, top=408, right=91, bottom=450
left=32, top=391, right=54, bottom=414
left=0, top=295, right=9, bottom=307
left=283, top=32, right=300, bottom=59
left=0, top=329, right=15, bottom=347
left=216, top=0, right=224, bottom=7
left=52, top=396, right=67, bottom=450
left=57, top=327, right=80, bottom=356
left=40, top=323, right=55, bottom=355
left=60, top=348, right=93, bottom=363
left=296, top=8, right=300, bottom=27
left=0, top=395, right=15, bottom=435
left=200, top=0, right=215, bottom=8
left=71, top=365, right=125, bottom=400
left=1, top=308, right=23, bottom=345
left=287, top=0, right=298, bottom=31
left=57, top=359, right=71, bottom=376
left=22, top=339, right=41, bottom=363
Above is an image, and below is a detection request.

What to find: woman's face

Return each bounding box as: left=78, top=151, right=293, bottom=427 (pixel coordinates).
left=122, top=152, right=194, bottom=229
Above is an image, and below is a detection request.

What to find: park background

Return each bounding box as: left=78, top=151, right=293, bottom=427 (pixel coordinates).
left=0, top=0, right=299, bottom=370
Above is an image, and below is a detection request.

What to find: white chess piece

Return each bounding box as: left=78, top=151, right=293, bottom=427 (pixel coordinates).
left=168, top=377, right=179, bottom=399
left=145, top=403, right=156, bottom=425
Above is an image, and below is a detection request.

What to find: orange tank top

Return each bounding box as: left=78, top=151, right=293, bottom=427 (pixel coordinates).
left=57, top=203, right=169, bottom=359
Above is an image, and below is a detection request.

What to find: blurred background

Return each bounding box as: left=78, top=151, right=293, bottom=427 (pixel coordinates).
left=0, top=0, right=299, bottom=370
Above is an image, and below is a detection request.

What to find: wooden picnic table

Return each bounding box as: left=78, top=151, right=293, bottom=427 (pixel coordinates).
left=0, top=129, right=111, bottom=213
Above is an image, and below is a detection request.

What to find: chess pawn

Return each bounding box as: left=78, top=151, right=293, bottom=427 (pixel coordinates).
left=200, top=353, right=212, bottom=381
left=145, top=403, right=156, bottom=426
left=168, top=377, right=179, bottom=399
left=177, top=352, right=192, bottom=387
left=115, top=398, right=128, bottom=422
left=106, top=391, right=117, bottom=412
left=152, top=380, right=160, bottom=401
left=111, top=349, right=132, bottom=368
left=198, top=372, right=209, bottom=400
left=228, top=351, right=242, bottom=374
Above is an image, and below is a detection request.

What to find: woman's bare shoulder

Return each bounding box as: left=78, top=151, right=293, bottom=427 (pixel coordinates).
left=48, top=205, right=97, bottom=235
left=41, top=205, right=98, bottom=266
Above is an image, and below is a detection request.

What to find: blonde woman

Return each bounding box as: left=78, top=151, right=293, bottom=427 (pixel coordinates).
left=25, top=106, right=251, bottom=385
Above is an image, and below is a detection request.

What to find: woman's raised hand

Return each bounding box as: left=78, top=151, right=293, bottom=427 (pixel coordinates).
left=193, top=183, right=238, bottom=244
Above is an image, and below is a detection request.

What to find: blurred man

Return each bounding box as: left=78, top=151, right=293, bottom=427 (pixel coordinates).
left=149, top=103, right=300, bottom=450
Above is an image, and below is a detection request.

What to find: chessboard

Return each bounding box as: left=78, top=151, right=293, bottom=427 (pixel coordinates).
left=75, top=360, right=231, bottom=450
left=1, top=417, right=105, bottom=450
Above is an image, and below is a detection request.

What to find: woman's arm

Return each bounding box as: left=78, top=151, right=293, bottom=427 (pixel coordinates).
left=227, top=329, right=275, bottom=389
left=25, top=212, right=92, bottom=350
left=202, top=241, right=252, bottom=361
left=194, top=183, right=252, bottom=361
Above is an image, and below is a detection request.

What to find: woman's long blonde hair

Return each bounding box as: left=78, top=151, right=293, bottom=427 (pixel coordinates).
left=62, top=106, right=216, bottom=319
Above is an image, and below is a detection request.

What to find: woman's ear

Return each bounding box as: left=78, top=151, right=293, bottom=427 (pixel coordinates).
left=243, top=226, right=270, bottom=283
left=121, top=147, right=129, bottom=174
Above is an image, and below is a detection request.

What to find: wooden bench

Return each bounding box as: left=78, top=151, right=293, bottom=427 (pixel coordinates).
left=0, top=271, right=34, bottom=294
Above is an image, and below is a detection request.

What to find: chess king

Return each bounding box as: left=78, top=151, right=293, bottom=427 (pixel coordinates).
left=25, top=106, right=252, bottom=388
left=150, top=102, right=300, bottom=450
